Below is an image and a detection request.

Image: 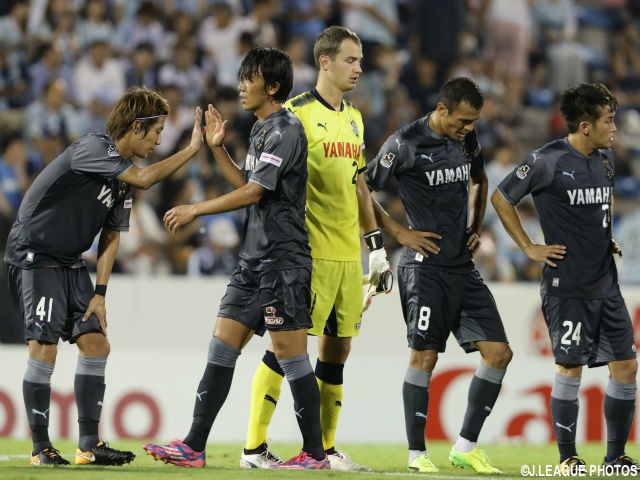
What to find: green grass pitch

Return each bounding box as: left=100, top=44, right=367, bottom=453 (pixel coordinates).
left=2, top=439, right=638, bottom=479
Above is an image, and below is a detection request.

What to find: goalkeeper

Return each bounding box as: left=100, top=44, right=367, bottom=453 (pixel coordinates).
left=240, top=26, right=391, bottom=473
left=365, top=77, right=512, bottom=474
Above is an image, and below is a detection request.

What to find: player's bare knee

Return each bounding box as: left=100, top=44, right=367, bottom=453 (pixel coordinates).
left=77, top=332, right=110, bottom=357
left=28, top=340, right=57, bottom=364
left=409, top=349, right=437, bottom=372
left=609, top=358, right=638, bottom=384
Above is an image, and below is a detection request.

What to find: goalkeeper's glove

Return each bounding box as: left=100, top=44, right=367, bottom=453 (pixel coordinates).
left=362, top=230, right=393, bottom=312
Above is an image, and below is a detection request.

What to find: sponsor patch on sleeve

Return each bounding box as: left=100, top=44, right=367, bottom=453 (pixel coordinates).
left=259, top=152, right=283, bottom=167
left=124, top=199, right=133, bottom=208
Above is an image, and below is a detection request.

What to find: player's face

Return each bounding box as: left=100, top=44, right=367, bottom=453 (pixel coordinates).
left=439, top=101, right=481, bottom=141
left=132, top=118, right=165, bottom=158
left=587, top=106, right=616, bottom=149
left=324, top=39, right=362, bottom=93
left=238, top=74, right=271, bottom=112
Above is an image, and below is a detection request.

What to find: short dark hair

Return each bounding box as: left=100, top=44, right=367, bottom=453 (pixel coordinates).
left=439, top=77, right=484, bottom=112
left=237, top=47, right=293, bottom=104
left=560, top=83, right=618, bottom=133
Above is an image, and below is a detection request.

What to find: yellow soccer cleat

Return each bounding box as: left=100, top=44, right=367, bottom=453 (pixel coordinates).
left=449, top=446, right=502, bottom=473
left=408, top=453, right=439, bottom=473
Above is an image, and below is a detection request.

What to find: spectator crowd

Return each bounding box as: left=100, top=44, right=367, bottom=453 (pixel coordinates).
left=1, top=0, right=640, bottom=284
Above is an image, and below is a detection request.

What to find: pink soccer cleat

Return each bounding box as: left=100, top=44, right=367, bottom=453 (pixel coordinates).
left=142, top=439, right=205, bottom=467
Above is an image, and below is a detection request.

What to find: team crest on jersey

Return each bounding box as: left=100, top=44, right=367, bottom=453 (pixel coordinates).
left=264, top=306, right=284, bottom=325
left=351, top=120, right=359, bottom=137
left=107, top=145, right=120, bottom=157
left=380, top=152, right=395, bottom=168
left=602, top=159, right=614, bottom=184
left=255, top=130, right=266, bottom=151
left=516, top=164, right=530, bottom=180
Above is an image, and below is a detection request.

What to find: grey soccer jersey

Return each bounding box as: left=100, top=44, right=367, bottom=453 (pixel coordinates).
left=366, top=116, right=484, bottom=269
left=497, top=138, right=618, bottom=298
left=239, top=108, right=311, bottom=271
left=4, top=134, right=133, bottom=268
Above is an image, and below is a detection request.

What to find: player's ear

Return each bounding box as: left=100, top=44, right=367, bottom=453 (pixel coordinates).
left=266, top=82, right=280, bottom=98
left=319, top=54, right=330, bottom=71
left=580, top=121, right=590, bottom=136
left=131, top=119, right=142, bottom=133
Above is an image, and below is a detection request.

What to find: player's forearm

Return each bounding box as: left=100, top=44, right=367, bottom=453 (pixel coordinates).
left=372, top=198, right=404, bottom=239
left=95, top=229, right=120, bottom=287
left=468, top=173, right=488, bottom=233
left=193, top=181, right=262, bottom=217
left=491, top=190, right=533, bottom=251
left=208, top=145, right=246, bottom=189
left=125, top=144, right=199, bottom=189
left=357, top=175, right=378, bottom=233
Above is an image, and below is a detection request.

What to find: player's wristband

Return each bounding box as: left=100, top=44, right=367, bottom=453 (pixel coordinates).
left=364, top=230, right=384, bottom=251
left=94, top=284, right=107, bottom=297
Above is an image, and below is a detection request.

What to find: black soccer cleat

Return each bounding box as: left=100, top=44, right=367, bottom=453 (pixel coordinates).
left=603, top=454, right=640, bottom=470
left=30, top=447, right=70, bottom=465
left=75, top=441, right=135, bottom=466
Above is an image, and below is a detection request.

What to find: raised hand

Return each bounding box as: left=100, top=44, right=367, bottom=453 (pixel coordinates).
left=204, top=104, right=228, bottom=148
left=188, top=106, right=204, bottom=151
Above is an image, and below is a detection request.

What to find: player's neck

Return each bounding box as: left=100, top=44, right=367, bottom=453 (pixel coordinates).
left=427, top=111, right=446, bottom=138
left=567, top=133, right=595, bottom=158
left=254, top=101, right=282, bottom=122
left=114, top=137, right=133, bottom=160
left=315, top=79, right=344, bottom=111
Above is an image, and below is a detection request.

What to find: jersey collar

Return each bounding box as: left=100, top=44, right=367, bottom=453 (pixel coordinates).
left=311, top=88, right=344, bottom=112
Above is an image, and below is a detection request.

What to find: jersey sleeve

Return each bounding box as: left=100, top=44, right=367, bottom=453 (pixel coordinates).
left=365, top=132, right=414, bottom=191
left=71, top=135, right=133, bottom=179
left=465, top=130, right=485, bottom=178
left=104, top=185, right=132, bottom=232
left=497, top=149, right=554, bottom=205
left=249, top=124, right=306, bottom=191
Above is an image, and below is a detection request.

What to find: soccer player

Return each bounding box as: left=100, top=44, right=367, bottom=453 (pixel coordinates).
left=239, top=26, right=389, bottom=472
left=142, top=47, right=329, bottom=470
left=4, top=86, right=204, bottom=466
left=492, top=82, right=639, bottom=472
left=365, top=77, right=512, bottom=474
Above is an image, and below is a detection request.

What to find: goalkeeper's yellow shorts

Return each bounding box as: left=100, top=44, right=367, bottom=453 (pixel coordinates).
left=308, top=258, right=363, bottom=337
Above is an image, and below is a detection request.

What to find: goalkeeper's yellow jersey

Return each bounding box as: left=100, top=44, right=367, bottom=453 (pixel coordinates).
left=285, top=89, right=366, bottom=262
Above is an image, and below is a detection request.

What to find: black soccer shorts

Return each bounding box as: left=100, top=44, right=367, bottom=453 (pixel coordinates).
left=6, top=264, right=103, bottom=344
left=218, top=264, right=312, bottom=335
left=398, top=266, right=508, bottom=352
left=541, top=293, right=636, bottom=367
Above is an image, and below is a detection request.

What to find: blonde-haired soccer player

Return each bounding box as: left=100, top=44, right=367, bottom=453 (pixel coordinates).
left=240, top=26, right=390, bottom=472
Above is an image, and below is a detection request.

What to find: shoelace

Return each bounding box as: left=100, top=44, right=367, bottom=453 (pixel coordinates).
left=43, top=447, right=63, bottom=459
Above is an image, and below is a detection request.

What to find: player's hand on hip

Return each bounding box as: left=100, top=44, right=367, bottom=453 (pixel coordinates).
left=611, top=237, right=623, bottom=257
left=189, top=106, right=204, bottom=151
left=82, top=296, right=107, bottom=336
left=466, top=228, right=481, bottom=254
left=204, top=104, right=228, bottom=148
left=164, top=204, right=197, bottom=233
left=397, top=226, right=441, bottom=257
left=523, top=243, right=566, bottom=267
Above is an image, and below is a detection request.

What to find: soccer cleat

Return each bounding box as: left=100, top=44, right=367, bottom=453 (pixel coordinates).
left=408, top=453, right=439, bottom=473
left=271, top=450, right=330, bottom=470
left=240, top=443, right=283, bottom=469
left=30, top=447, right=70, bottom=465
left=142, top=439, right=205, bottom=467
left=75, top=441, right=135, bottom=466
left=328, top=450, right=371, bottom=471
left=449, top=446, right=502, bottom=473
left=603, top=454, right=640, bottom=469
left=559, top=455, right=586, bottom=475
